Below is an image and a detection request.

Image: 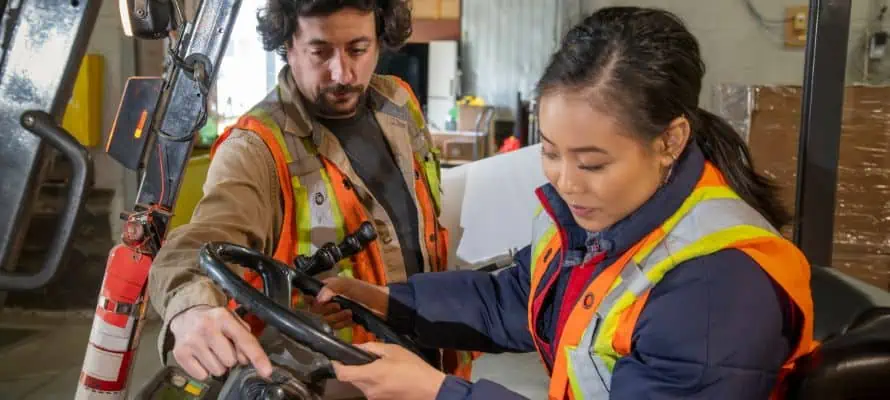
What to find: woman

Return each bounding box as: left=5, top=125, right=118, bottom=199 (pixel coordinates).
left=314, top=7, right=816, bottom=400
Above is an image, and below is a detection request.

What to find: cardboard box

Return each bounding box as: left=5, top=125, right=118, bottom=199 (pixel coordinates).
left=412, top=0, right=439, bottom=19
left=714, top=84, right=890, bottom=291
left=412, top=0, right=460, bottom=20
left=431, top=130, right=487, bottom=163
left=441, top=0, right=460, bottom=19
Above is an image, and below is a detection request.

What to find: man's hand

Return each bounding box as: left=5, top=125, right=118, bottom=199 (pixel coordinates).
left=169, top=306, right=273, bottom=381
left=303, top=294, right=354, bottom=330
left=333, top=342, right=446, bottom=400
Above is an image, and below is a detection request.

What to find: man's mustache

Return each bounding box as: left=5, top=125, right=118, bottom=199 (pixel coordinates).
left=321, top=84, right=363, bottom=96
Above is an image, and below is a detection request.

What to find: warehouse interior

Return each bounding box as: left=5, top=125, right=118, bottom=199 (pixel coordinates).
left=2, top=0, right=890, bottom=398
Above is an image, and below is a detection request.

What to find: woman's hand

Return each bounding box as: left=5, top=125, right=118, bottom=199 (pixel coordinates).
left=302, top=294, right=355, bottom=330
left=332, top=342, right=446, bottom=400
left=317, top=277, right=391, bottom=317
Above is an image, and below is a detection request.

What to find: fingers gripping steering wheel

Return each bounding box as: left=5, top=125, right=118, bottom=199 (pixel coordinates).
left=197, top=222, right=423, bottom=366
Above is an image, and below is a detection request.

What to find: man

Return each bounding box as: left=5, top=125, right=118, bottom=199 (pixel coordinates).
left=147, top=0, right=472, bottom=389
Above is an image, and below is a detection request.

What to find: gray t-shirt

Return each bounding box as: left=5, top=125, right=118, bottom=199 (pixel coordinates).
left=318, top=105, right=424, bottom=278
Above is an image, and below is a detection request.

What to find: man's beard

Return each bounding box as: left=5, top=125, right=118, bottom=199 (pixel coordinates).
left=313, top=84, right=365, bottom=118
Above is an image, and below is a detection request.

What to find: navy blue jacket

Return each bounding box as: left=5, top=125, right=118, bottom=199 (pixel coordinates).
left=387, top=143, right=797, bottom=399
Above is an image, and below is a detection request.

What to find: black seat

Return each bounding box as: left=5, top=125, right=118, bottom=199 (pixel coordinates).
left=784, top=306, right=890, bottom=399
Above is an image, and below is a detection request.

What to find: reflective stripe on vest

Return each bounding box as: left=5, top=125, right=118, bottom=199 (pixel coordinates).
left=392, top=75, right=443, bottom=214
left=527, top=163, right=815, bottom=400
left=210, top=80, right=478, bottom=379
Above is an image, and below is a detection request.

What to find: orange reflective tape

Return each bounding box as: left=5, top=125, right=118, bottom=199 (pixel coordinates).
left=612, top=289, right=650, bottom=355
left=526, top=233, right=561, bottom=379
left=733, top=238, right=815, bottom=362
left=530, top=238, right=560, bottom=295
left=546, top=243, right=641, bottom=400
left=412, top=157, right=448, bottom=271
left=442, top=349, right=479, bottom=380
left=214, top=116, right=298, bottom=332
left=321, top=157, right=387, bottom=286
left=215, top=117, right=297, bottom=263
left=732, top=238, right=816, bottom=399
left=694, top=162, right=728, bottom=189
left=528, top=235, right=560, bottom=336
left=391, top=75, right=422, bottom=111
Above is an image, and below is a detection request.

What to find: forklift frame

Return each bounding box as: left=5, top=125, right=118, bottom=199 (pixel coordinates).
left=792, top=0, right=853, bottom=268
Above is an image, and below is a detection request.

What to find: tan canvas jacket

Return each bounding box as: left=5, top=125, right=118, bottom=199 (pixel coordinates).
left=148, top=67, right=442, bottom=361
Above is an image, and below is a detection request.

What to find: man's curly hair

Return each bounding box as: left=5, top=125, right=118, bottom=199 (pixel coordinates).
left=257, top=0, right=413, bottom=59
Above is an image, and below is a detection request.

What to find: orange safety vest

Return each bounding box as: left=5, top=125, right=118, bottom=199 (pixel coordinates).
left=209, top=76, right=475, bottom=378
left=527, top=162, right=817, bottom=400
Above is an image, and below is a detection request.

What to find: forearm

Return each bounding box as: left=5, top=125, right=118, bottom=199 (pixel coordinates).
left=149, top=224, right=240, bottom=318
left=147, top=129, right=280, bottom=361
left=387, top=263, right=535, bottom=353
left=148, top=225, right=231, bottom=363
left=436, top=376, right=531, bottom=400
left=149, top=234, right=230, bottom=364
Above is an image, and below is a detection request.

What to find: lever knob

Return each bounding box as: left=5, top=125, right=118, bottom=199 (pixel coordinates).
left=339, top=222, right=377, bottom=258
left=355, top=221, right=377, bottom=244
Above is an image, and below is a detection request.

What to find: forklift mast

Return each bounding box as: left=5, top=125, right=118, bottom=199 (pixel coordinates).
left=0, top=0, right=98, bottom=291
left=1, top=0, right=242, bottom=398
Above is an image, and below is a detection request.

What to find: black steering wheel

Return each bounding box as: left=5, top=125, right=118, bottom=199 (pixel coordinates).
left=197, top=222, right=423, bottom=366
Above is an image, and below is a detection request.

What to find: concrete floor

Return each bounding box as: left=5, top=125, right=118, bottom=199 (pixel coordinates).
left=0, top=312, right=548, bottom=399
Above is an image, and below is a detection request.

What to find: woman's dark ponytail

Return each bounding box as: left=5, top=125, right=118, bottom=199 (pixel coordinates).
left=695, top=108, right=791, bottom=228
left=536, top=7, right=791, bottom=229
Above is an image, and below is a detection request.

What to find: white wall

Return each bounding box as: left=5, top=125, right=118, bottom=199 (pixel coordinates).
left=462, top=0, right=889, bottom=111
left=588, top=0, right=886, bottom=111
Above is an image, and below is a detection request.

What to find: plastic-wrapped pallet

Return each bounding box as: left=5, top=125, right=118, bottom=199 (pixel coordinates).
left=713, top=84, right=890, bottom=291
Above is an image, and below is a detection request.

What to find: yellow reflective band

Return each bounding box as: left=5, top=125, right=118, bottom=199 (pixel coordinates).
left=293, top=176, right=313, bottom=257
left=300, top=136, right=318, bottom=156
left=404, top=95, right=426, bottom=130
left=337, top=326, right=354, bottom=342
left=248, top=109, right=295, bottom=164
left=593, top=224, right=780, bottom=372
left=591, top=292, right=634, bottom=371
left=644, top=225, right=777, bottom=285
left=338, top=259, right=355, bottom=278
left=421, top=154, right=443, bottom=213
left=606, top=274, right=624, bottom=295
left=633, top=186, right=740, bottom=264
left=460, top=350, right=472, bottom=364
left=531, top=225, right=557, bottom=276
left=564, top=346, right=585, bottom=400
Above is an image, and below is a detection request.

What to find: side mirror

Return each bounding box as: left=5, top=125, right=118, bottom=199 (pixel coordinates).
left=119, top=0, right=179, bottom=40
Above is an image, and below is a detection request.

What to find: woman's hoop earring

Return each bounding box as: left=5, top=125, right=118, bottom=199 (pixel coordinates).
left=662, top=162, right=675, bottom=186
